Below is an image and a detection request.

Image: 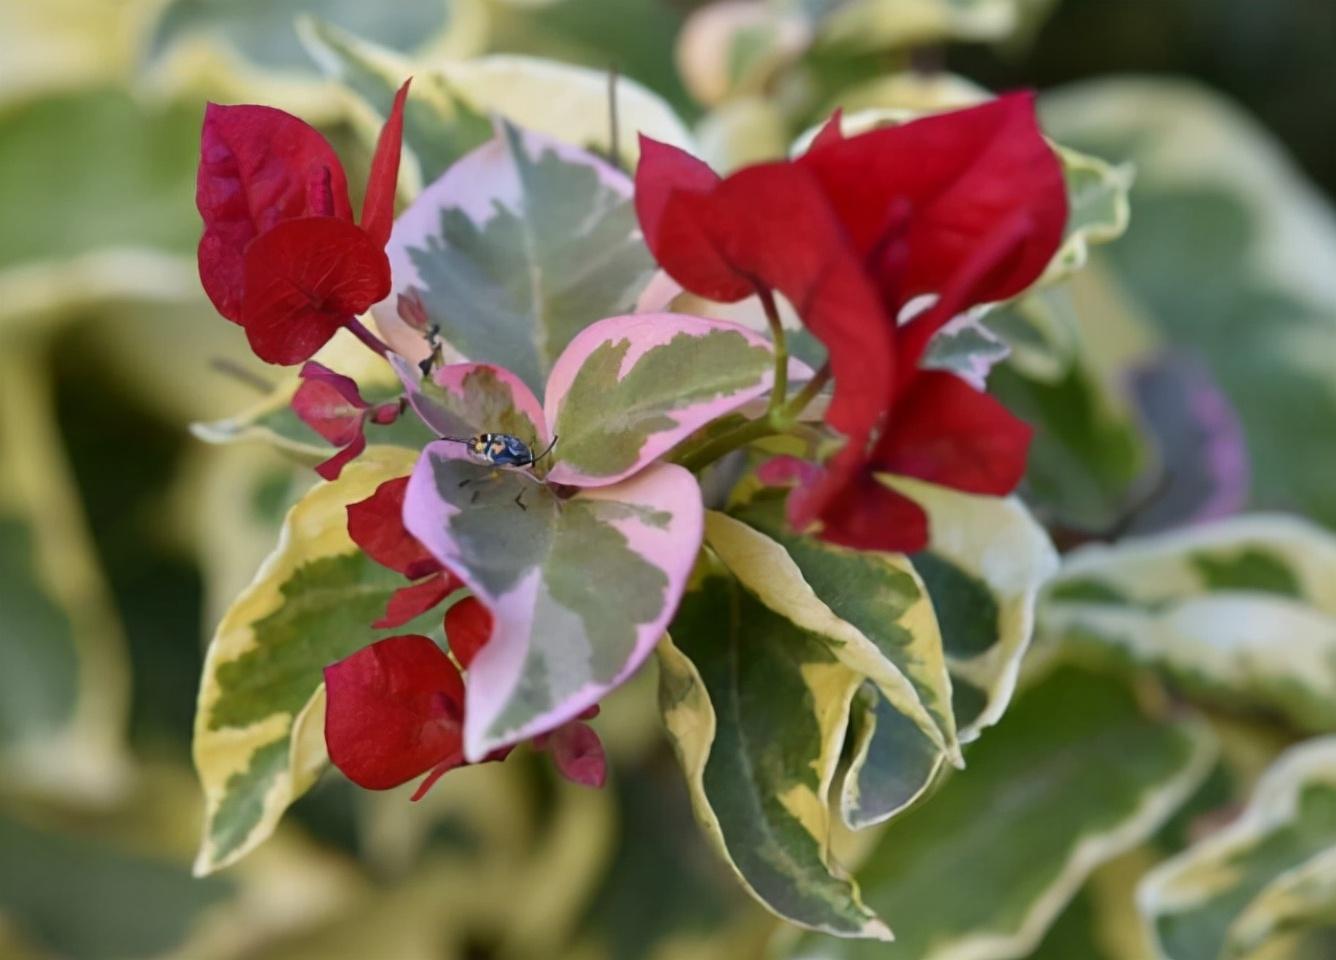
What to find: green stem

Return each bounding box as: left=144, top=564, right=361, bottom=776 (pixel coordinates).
left=676, top=362, right=833, bottom=473
left=759, top=287, right=787, bottom=413
left=777, top=363, right=831, bottom=428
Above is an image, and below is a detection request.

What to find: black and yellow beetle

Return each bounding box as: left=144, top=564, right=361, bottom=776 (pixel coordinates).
left=443, top=433, right=558, bottom=469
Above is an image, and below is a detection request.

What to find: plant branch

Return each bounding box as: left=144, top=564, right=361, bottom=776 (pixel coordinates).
left=347, top=317, right=391, bottom=358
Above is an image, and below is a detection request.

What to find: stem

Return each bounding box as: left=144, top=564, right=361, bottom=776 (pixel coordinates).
left=759, top=287, right=787, bottom=413
left=607, top=66, right=623, bottom=173
left=676, top=414, right=781, bottom=473
left=677, top=363, right=833, bottom=472
left=347, top=317, right=390, bottom=358
left=777, top=363, right=831, bottom=428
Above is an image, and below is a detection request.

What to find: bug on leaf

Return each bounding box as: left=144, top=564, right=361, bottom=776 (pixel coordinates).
left=442, top=434, right=559, bottom=509
left=442, top=433, right=559, bottom=469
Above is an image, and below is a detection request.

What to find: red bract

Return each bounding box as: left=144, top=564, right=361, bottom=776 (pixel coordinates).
left=324, top=634, right=466, bottom=798
left=443, top=595, right=492, bottom=669
left=292, top=361, right=400, bottom=481
left=635, top=94, right=1065, bottom=552
left=196, top=80, right=411, bottom=365
left=346, top=476, right=463, bottom=628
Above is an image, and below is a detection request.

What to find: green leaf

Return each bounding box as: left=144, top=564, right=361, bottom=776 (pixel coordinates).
left=658, top=571, right=890, bottom=941
left=707, top=498, right=960, bottom=768
left=1042, top=515, right=1336, bottom=733
left=989, top=349, right=1145, bottom=534
left=146, top=0, right=459, bottom=77
left=1042, top=79, right=1336, bottom=530
left=0, top=349, right=129, bottom=801
left=192, top=447, right=428, bottom=874
left=0, top=811, right=233, bottom=958
left=791, top=664, right=1216, bottom=959
left=812, top=0, right=1023, bottom=52
left=378, top=120, right=658, bottom=395
left=1140, top=737, right=1336, bottom=960
left=0, top=88, right=199, bottom=332
left=300, top=17, right=693, bottom=187
left=839, top=684, right=944, bottom=830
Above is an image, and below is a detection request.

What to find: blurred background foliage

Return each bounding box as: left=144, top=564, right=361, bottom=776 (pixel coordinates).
left=1, top=0, right=1335, bottom=958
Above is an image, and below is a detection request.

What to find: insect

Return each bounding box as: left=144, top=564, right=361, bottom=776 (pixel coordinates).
left=440, top=433, right=559, bottom=508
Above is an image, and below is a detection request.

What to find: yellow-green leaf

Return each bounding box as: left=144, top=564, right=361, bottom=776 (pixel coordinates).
left=192, top=446, right=422, bottom=874
left=0, top=347, right=130, bottom=802
left=705, top=503, right=959, bottom=767
left=792, top=664, right=1216, bottom=960
left=1043, top=515, right=1336, bottom=733
left=1140, top=737, right=1336, bottom=960
left=885, top=475, right=1059, bottom=740
left=658, top=569, right=890, bottom=941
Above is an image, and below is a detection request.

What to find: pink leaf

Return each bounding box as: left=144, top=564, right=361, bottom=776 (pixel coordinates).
left=404, top=443, right=703, bottom=760
left=543, top=313, right=776, bottom=487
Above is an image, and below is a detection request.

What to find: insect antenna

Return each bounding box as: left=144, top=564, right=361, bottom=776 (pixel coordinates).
left=437, top=435, right=473, bottom=445
left=531, top=434, right=559, bottom=464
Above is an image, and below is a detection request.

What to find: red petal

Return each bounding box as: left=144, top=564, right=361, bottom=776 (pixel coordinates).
left=292, top=361, right=368, bottom=445
left=324, top=635, right=465, bottom=791
left=798, top=93, right=1066, bottom=316
left=642, top=157, right=895, bottom=448
left=240, top=217, right=391, bottom=365
left=360, top=78, right=412, bottom=249
left=784, top=446, right=930, bottom=553
left=315, top=431, right=366, bottom=482
left=873, top=370, right=1032, bottom=495
left=443, top=595, right=492, bottom=669
left=548, top=721, right=607, bottom=788
left=347, top=476, right=441, bottom=579
left=373, top=572, right=454, bottom=629
left=634, top=136, right=752, bottom=302
left=196, top=103, right=353, bottom=322
left=808, top=109, right=846, bottom=151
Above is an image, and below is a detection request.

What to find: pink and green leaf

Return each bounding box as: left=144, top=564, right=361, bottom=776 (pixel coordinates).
left=544, top=313, right=775, bottom=487
left=373, top=120, right=657, bottom=394
left=390, top=354, right=547, bottom=447
left=403, top=441, right=703, bottom=759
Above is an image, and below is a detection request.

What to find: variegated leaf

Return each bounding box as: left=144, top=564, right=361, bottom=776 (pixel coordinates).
left=1140, top=737, right=1336, bottom=960
left=1043, top=515, right=1336, bottom=733
left=374, top=121, right=658, bottom=392
left=144, top=0, right=484, bottom=120
left=705, top=499, right=959, bottom=769
left=391, top=354, right=548, bottom=449
left=658, top=571, right=890, bottom=941
left=404, top=441, right=702, bottom=760
left=0, top=349, right=130, bottom=802
left=791, top=664, right=1216, bottom=960
left=885, top=475, right=1059, bottom=740
left=300, top=17, right=692, bottom=186
left=1043, top=79, right=1336, bottom=530
left=545, top=314, right=776, bottom=487
left=193, top=447, right=438, bottom=874
left=0, top=89, right=198, bottom=334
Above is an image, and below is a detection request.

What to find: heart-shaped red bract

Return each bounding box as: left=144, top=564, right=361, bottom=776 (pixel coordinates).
left=324, top=634, right=466, bottom=792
